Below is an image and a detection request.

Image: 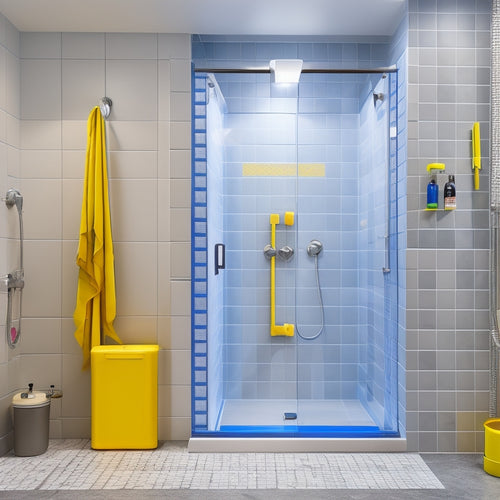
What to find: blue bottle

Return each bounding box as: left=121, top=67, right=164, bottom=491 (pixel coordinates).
left=427, top=178, right=438, bottom=209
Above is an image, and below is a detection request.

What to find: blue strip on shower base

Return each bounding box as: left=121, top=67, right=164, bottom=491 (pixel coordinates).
left=195, top=426, right=400, bottom=439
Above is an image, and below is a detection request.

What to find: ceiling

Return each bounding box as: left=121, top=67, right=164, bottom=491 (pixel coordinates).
left=0, top=0, right=406, bottom=36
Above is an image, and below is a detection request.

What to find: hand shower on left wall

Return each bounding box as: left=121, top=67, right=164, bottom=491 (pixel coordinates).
left=1, top=189, right=24, bottom=348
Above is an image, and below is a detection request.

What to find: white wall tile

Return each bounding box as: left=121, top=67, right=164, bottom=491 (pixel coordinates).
left=1, top=16, right=20, bottom=57
left=158, top=315, right=191, bottom=350
left=158, top=416, right=191, bottom=440
left=158, top=179, right=171, bottom=241
left=158, top=34, right=191, bottom=60
left=158, top=60, right=171, bottom=121
left=170, top=121, right=191, bottom=150
left=170, top=208, right=190, bottom=241
left=21, top=59, right=61, bottom=119
left=21, top=150, right=61, bottom=178
left=106, top=33, right=157, bottom=60
left=62, top=150, right=85, bottom=179
left=61, top=354, right=90, bottom=417
left=109, top=179, right=158, bottom=242
left=108, top=151, right=157, bottom=179
left=21, top=178, right=62, bottom=239
left=106, top=59, right=158, bottom=121
left=61, top=120, right=86, bottom=150
left=20, top=32, right=61, bottom=59
left=20, top=317, right=61, bottom=355
left=62, top=33, right=105, bottom=59
left=19, top=353, right=61, bottom=389
left=62, top=59, right=105, bottom=120
left=61, top=178, right=82, bottom=240
left=170, top=178, right=190, bottom=208
left=22, top=120, right=61, bottom=150
left=158, top=384, right=190, bottom=417
left=158, top=121, right=171, bottom=179
left=171, top=91, right=191, bottom=121
left=170, top=149, right=191, bottom=179
left=170, top=59, right=191, bottom=92
left=170, top=280, right=190, bottom=316
left=61, top=318, right=80, bottom=355
left=158, top=349, right=191, bottom=385
left=113, top=315, right=158, bottom=344
left=22, top=240, right=62, bottom=317
left=114, top=242, right=157, bottom=316
left=61, top=240, right=78, bottom=319
left=107, top=121, right=158, bottom=151
left=171, top=242, right=191, bottom=279
left=0, top=48, right=6, bottom=111
left=5, top=50, right=20, bottom=117
left=157, top=242, right=171, bottom=316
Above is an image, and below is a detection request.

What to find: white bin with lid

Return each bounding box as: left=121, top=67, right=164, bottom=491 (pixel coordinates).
left=12, top=384, right=51, bottom=456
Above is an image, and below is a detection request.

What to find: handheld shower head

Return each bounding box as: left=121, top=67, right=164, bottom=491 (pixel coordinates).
left=5, top=188, right=23, bottom=214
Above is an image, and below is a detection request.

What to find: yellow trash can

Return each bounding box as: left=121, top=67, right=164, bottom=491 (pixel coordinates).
left=91, top=344, right=159, bottom=449
left=484, top=418, right=500, bottom=476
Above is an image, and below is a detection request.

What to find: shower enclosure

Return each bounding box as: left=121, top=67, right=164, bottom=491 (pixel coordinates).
left=191, top=65, right=401, bottom=442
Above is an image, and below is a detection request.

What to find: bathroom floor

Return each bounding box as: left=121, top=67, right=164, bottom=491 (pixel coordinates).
left=0, top=440, right=498, bottom=499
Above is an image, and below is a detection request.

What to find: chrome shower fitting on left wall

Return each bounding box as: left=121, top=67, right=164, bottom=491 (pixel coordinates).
left=1, top=189, right=24, bottom=348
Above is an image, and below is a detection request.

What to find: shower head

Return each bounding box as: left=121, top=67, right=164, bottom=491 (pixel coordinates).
left=5, top=188, right=23, bottom=214
left=307, top=240, right=323, bottom=257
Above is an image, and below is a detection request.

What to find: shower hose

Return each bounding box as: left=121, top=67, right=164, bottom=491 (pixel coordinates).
left=296, top=254, right=325, bottom=341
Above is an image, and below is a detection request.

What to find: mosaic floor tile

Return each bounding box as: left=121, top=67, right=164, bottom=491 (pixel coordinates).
left=0, top=440, right=444, bottom=491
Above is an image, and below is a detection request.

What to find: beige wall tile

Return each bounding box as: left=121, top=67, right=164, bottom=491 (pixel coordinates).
left=158, top=416, right=191, bottom=441
left=61, top=418, right=90, bottom=438
left=158, top=349, right=190, bottom=386
left=61, top=240, right=79, bottom=318
left=62, top=150, right=85, bottom=179
left=21, top=150, right=61, bottom=178
left=170, top=280, right=190, bottom=317
left=21, top=178, right=62, bottom=239
left=105, top=33, right=157, bottom=60
left=114, top=242, right=158, bottom=316
left=171, top=242, right=191, bottom=279
left=113, top=315, right=158, bottom=345
left=61, top=353, right=90, bottom=417
left=109, top=179, right=158, bottom=242
left=158, top=315, right=191, bottom=350
left=106, top=60, right=158, bottom=121
left=19, top=353, right=61, bottom=389
left=158, top=34, right=191, bottom=60
left=62, top=178, right=83, bottom=241
left=20, top=317, right=61, bottom=355
left=61, top=120, right=86, bottom=150
left=108, top=151, right=157, bottom=179
left=107, top=121, right=158, bottom=151
left=22, top=240, right=62, bottom=317
left=62, top=33, right=105, bottom=60
left=21, top=59, right=61, bottom=119
left=20, top=32, right=61, bottom=59
left=157, top=242, right=171, bottom=316
left=158, top=384, right=191, bottom=417
left=62, top=59, right=105, bottom=120
left=158, top=60, right=171, bottom=121
left=158, top=179, right=171, bottom=241
left=21, top=120, right=61, bottom=150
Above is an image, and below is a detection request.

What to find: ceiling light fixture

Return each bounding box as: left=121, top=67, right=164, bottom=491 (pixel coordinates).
left=269, top=59, right=303, bottom=84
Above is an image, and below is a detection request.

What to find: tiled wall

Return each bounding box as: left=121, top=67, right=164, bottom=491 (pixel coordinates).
left=406, top=0, right=491, bottom=452
left=0, top=12, right=21, bottom=455
left=0, top=30, right=193, bottom=442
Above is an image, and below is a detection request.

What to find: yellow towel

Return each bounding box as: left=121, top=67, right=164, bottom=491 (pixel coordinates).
left=74, top=107, right=122, bottom=369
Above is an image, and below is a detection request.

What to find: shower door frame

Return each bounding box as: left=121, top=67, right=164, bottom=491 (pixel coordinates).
left=191, top=66, right=401, bottom=439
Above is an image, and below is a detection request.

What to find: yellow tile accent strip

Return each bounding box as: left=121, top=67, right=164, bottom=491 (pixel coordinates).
left=242, top=163, right=325, bottom=177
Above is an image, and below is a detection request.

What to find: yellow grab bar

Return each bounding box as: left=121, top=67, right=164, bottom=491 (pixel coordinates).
left=473, top=122, right=481, bottom=190
left=269, top=213, right=294, bottom=337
